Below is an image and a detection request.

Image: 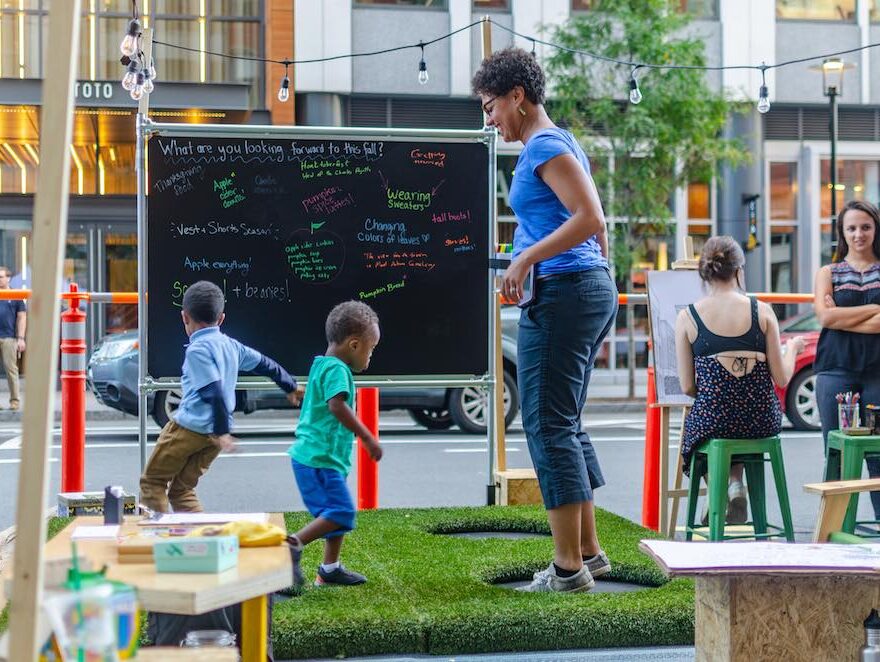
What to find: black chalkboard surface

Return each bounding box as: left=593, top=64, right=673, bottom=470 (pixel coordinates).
left=146, top=133, right=490, bottom=379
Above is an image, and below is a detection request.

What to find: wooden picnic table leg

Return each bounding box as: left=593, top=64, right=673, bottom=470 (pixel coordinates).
left=812, top=493, right=852, bottom=543
left=241, top=594, right=268, bottom=662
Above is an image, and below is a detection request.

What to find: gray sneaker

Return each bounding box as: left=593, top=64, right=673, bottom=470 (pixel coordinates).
left=516, top=563, right=594, bottom=593
left=315, top=564, right=367, bottom=586
left=584, top=551, right=611, bottom=578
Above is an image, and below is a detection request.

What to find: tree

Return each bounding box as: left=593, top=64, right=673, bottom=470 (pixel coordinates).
left=543, top=0, right=750, bottom=289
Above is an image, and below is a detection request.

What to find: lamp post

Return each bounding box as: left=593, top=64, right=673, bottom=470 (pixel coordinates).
left=811, top=57, right=855, bottom=256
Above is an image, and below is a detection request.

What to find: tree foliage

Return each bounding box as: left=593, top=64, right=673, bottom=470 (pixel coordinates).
left=543, top=0, right=750, bottom=285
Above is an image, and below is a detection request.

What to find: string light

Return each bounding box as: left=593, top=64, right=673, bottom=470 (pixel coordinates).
left=120, top=19, right=140, bottom=57
left=757, top=64, right=770, bottom=114
left=628, top=67, right=642, bottom=105
left=278, top=61, right=291, bottom=102
left=130, top=10, right=878, bottom=108
left=418, top=43, right=429, bottom=85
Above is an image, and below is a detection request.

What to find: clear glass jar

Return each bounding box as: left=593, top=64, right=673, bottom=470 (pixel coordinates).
left=180, top=629, right=237, bottom=648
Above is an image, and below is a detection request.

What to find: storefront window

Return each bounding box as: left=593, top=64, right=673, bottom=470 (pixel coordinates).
left=473, top=0, right=509, bottom=10
left=820, top=159, right=880, bottom=219
left=208, top=19, right=260, bottom=103
left=96, top=16, right=127, bottom=79
left=687, top=181, right=711, bottom=219
left=153, top=0, right=200, bottom=14
left=355, top=0, right=448, bottom=7
left=776, top=0, right=856, bottom=20
left=208, top=0, right=261, bottom=13
left=770, top=162, right=798, bottom=220
left=0, top=10, right=41, bottom=78
left=105, top=232, right=137, bottom=333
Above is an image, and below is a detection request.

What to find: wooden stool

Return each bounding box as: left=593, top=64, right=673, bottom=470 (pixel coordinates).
left=824, top=430, right=880, bottom=534
left=686, top=437, right=794, bottom=542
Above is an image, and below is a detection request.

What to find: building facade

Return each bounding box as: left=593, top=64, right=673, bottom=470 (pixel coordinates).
left=0, top=0, right=293, bottom=344
left=294, top=0, right=880, bottom=371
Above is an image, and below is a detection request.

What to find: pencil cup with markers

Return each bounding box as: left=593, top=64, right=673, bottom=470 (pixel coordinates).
left=838, top=402, right=860, bottom=431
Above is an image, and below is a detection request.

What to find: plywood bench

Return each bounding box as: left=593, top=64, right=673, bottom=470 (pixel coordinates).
left=804, top=478, right=880, bottom=542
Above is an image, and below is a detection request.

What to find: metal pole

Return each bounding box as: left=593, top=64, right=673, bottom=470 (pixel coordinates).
left=137, top=113, right=149, bottom=473
left=485, top=127, right=498, bottom=506
left=829, top=89, right=838, bottom=256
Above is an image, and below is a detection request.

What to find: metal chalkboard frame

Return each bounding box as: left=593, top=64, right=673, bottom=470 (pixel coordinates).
left=135, top=115, right=500, bottom=490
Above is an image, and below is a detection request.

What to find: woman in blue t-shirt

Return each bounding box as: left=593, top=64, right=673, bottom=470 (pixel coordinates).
left=473, top=48, right=617, bottom=593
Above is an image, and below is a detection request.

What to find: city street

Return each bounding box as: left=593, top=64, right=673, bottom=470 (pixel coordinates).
left=0, top=411, right=859, bottom=540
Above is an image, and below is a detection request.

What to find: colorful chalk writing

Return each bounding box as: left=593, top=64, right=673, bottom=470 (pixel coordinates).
left=363, top=251, right=437, bottom=272
left=154, top=164, right=204, bottom=196
left=358, top=277, right=406, bottom=300
left=410, top=148, right=446, bottom=168
left=285, top=231, right=345, bottom=283
left=213, top=172, right=246, bottom=209
left=301, top=186, right=355, bottom=215
left=170, top=221, right=279, bottom=239
left=183, top=256, right=252, bottom=276
left=223, top=278, right=291, bottom=302
left=431, top=209, right=471, bottom=223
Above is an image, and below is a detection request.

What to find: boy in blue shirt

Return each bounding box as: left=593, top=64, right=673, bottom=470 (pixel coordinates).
left=140, top=280, right=302, bottom=513
left=287, top=300, right=381, bottom=588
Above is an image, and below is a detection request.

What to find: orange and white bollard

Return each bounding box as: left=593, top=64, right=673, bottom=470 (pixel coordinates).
left=60, top=283, right=87, bottom=492
left=356, top=387, right=379, bottom=510
left=641, top=366, right=660, bottom=531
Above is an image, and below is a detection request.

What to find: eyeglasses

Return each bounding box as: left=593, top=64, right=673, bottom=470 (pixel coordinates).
left=481, top=95, right=501, bottom=115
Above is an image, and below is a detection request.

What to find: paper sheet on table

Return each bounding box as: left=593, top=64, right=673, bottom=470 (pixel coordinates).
left=640, top=540, right=880, bottom=575
left=138, top=512, right=269, bottom=526
left=71, top=525, right=120, bottom=540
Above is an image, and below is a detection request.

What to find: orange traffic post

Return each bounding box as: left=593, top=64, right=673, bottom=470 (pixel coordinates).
left=356, top=386, right=379, bottom=510
left=641, top=366, right=660, bottom=531
left=60, top=283, right=87, bottom=492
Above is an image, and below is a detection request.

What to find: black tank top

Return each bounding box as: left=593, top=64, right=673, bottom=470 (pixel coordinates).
left=689, top=296, right=766, bottom=356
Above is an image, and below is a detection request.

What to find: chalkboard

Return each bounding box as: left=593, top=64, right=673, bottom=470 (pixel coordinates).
left=146, top=133, right=490, bottom=379
left=646, top=270, right=702, bottom=406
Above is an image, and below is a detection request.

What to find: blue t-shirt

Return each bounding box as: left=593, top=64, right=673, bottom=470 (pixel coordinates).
left=288, top=355, right=356, bottom=475
left=174, top=326, right=262, bottom=434
left=0, top=299, right=25, bottom=339
left=508, top=128, right=606, bottom=276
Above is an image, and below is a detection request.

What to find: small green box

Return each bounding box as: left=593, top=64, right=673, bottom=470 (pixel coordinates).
left=153, top=535, right=239, bottom=573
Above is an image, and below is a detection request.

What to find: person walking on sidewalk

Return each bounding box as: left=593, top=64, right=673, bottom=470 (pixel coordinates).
left=473, top=48, right=617, bottom=594
left=0, top=267, right=25, bottom=411
left=140, top=280, right=302, bottom=513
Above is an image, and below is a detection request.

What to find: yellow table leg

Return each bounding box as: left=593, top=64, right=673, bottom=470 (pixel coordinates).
left=241, top=594, right=268, bottom=662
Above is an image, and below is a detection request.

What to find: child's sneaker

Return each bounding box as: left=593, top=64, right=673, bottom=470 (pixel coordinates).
left=286, top=535, right=304, bottom=589
left=584, top=551, right=611, bottom=578
left=315, top=564, right=367, bottom=586
left=516, top=563, right=594, bottom=593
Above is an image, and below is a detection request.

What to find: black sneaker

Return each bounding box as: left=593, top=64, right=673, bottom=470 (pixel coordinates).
left=315, top=564, right=367, bottom=586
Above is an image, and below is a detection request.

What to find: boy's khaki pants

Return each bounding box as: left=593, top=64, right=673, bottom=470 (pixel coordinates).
left=139, top=421, right=220, bottom=513
left=0, top=337, right=20, bottom=405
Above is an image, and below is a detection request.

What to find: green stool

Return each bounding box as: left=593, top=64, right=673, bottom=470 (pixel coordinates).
left=824, top=430, right=880, bottom=535
left=685, top=437, right=794, bottom=542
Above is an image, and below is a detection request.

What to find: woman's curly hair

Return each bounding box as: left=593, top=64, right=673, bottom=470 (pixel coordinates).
left=471, top=47, right=545, bottom=105
left=698, top=236, right=744, bottom=284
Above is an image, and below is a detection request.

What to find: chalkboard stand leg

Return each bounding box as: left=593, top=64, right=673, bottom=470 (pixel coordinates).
left=486, top=484, right=497, bottom=506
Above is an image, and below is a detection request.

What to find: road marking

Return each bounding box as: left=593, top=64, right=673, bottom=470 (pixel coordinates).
left=444, top=448, right=521, bottom=453
left=0, top=436, right=20, bottom=450
left=0, top=458, right=58, bottom=464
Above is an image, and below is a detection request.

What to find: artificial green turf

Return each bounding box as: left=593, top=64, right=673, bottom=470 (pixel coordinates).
left=274, top=506, right=694, bottom=659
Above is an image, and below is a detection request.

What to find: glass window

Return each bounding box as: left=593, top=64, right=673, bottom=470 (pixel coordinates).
left=473, top=0, right=509, bottom=9
left=105, top=232, right=138, bottom=333
left=96, top=0, right=138, bottom=13
left=770, top=162, right=797, bottom=220
left=687, top=223, right=712, bottom=258
left=208, top=19, right=260, bottom=103
left=687, top=181, right=711, bottom=219
left=776, top=0, right=856, bottom=21
left=873, top=0, right=879, bottom=21
left=820, top=159, right=880, bottom=219
left=99, top=144, right=136, bottom=195
left=0, top=11, right=41, bottom=78
left=355, top=0, right=448, bottom=7
left=673, top=0, right=718, bottom=18
left=208, top=0, right=261, bottom=14
left=153, top=0, right=199, bottom=15
left=155, top=18, right=200, bottom=81
left=97, top=16, right=128, bottom=79
left=0, top=0, right=39, bottom=9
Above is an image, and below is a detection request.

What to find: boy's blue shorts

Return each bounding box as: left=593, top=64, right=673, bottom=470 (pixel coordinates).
left=291, top=459, right=355, bottom=539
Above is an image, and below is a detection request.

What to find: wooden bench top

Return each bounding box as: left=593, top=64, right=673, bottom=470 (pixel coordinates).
left=804, top=478, right=880, bottom=496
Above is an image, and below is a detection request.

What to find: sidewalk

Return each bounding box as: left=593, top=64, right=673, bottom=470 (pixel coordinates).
left=0, top=374, right=649, bottom=423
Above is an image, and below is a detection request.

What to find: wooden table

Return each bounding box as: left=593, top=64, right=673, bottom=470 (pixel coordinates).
left=42, top=514, right=291, bottom=662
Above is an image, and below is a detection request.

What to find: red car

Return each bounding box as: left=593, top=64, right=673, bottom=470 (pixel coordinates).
left=776, top=312, right=821, bottom=430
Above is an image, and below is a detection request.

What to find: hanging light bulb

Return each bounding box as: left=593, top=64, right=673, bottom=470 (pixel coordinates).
left=148, top=58, right=157, bottom=81
left=756, top=65, right=770, bottom=114
left=757, top=85, right=771, bottom=114
left=120, top=19, right=141, bottom=57
left=628, top=67, right=642, bottom=105
left=418, top=44, right=429, bottom=85
left=143, top=71, right=154, bottom=94
left=121, top=59, right=139, bottom=91
left=278, top=62, right=291, bottom=102
left=130, top=71, right=145, bottom=100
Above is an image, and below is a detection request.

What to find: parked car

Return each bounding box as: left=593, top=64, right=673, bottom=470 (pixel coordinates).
left=776, top=311, right=821, bottom=431
left=86, top=307, right=520, bottom=434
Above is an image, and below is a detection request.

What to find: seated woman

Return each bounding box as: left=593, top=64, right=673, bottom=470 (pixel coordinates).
left=675, top=236, right=804, bottom=523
